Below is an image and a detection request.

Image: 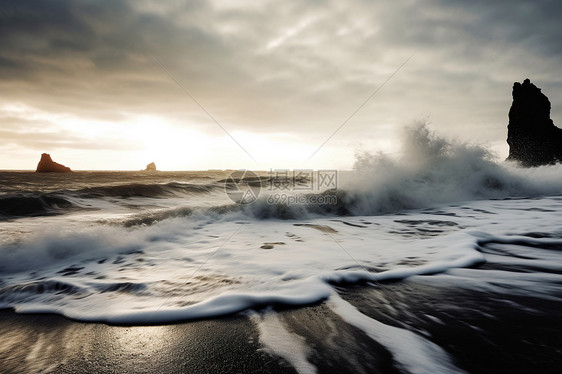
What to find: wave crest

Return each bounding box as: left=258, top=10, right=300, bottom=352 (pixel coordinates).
left=342, top=123, right=525, bottom=215
left=244, top=123, right=562, bottom=219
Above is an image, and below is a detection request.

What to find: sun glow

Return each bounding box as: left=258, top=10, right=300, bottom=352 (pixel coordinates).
left=0, top=103, right=360, bottom=170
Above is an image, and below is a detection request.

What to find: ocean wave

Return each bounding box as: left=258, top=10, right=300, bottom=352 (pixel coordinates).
left=0, top=194, right=79, bottom=219
left=0, top=227, right=145, bottom=274
left=0, top=181, right=222, bottom=219
left=1, top=192, right=562, bottom=324
left=243, top=124, right=562, bottom=220
left=3, top=125, right=562, bottom=224
left=76, top=181, right=220, bottom=199
left=113, top=123, right=562, bottom=223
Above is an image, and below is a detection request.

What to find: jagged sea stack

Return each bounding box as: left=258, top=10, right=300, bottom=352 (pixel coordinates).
left=144, top=162, right=157, bottom=171
left=507, top=79, right=562, bottom=166
left=35, top=153, right=71, bottom=172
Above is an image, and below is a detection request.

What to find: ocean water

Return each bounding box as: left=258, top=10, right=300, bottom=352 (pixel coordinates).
left=1, top=126, right=562, bottom=372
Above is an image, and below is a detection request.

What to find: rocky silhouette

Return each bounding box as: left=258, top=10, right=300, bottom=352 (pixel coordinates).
left=507, top=79, right=562, bottom=166
left=36, top=153, right=71, bottom=173
left=144, top=162, right=157, bottom=171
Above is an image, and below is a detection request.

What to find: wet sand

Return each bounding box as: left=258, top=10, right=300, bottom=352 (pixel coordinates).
left=1, top=279, right=561, bottom=374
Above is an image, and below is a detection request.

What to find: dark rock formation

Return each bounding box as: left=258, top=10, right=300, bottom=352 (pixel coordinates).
left=507, top=79, right=562, bottom=166
left=35, top=153, right=71, bottom=173
left=144, top=162, right=157, bottom=171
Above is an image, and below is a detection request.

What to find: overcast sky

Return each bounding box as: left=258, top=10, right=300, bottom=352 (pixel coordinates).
left=1, top=0, right=562, bottom=170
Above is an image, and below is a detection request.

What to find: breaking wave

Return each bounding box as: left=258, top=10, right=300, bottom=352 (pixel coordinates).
left=1, top=123, right=562, bottom=325
left=3, top=124, right=562, bottom=222
left=245, top=123, right=562, bottom=219
left=76, top=182, right=220, bottom=198
left=0, top=182, right=222, bottom=219
left=0, top=195, right=79, bottom=218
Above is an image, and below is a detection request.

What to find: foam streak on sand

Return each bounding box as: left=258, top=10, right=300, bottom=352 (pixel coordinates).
left=49, top=280, right=334, bottom=324
left=251, top=311, right=317, bottom=374
left=328, top=294, right=465, bottom=374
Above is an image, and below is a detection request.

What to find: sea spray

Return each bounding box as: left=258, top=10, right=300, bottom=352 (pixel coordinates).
left=340, top=123, right=528, bottom=215
left=242, top=123, right=562, bottom=219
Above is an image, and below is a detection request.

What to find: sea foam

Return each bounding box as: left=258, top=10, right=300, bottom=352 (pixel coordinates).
left=1, top=125, right=562, bottom=324
left=243, top=124, right=562, bottom=220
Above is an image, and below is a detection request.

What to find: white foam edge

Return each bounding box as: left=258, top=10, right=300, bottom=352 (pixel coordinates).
left=328, top=293, right=466, bottom=374
left=250, top=310, right=317, bottom=374
left=13, top=279, right=333, bottom=324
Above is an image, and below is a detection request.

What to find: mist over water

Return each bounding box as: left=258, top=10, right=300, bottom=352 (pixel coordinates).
left=341, top=123, right=562, bottom=214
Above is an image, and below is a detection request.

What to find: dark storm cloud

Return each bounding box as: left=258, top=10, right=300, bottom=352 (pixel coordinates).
left=1, top=0, right=562, bottom=154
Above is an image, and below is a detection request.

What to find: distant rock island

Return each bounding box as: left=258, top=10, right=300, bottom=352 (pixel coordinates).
left=144, top=162, right=157, bottom=171
left=507, top=79, right=562, bottom=166
left=36, top=153, right=71, bottom=173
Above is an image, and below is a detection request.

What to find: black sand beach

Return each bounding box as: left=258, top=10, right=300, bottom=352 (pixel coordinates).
left=1, top=280, right=561, bottom=374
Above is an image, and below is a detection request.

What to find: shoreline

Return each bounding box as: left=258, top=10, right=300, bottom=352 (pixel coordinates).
left=1, top=279, right=561, bottom=373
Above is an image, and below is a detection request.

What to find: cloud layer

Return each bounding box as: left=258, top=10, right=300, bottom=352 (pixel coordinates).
left=1, top=0, right=562, bottom=169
